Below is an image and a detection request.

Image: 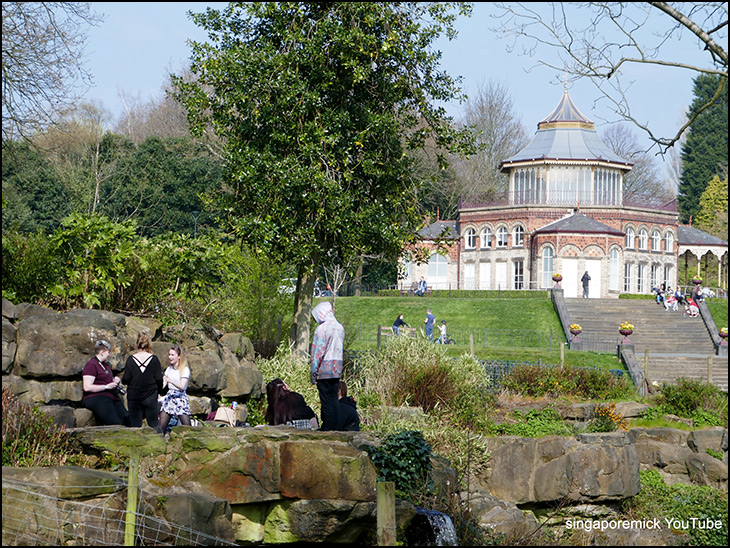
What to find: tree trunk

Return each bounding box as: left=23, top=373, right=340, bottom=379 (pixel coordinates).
left=290, top=259, right=317, bottom=357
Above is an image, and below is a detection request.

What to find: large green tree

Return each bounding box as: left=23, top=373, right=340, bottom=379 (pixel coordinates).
left=678, top=74, right=728, bottom=223
left=173, top=2, right=475, bottom=354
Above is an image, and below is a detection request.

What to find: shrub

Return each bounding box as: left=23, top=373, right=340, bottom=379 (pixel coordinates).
left=588, top=402, right=628, bottom=432
left=656, top=378, right=727, bottom=426
left=367, top=430, right=433, bottom=497
left=1, top=230, right=62, bottom=304
left=503, top=364, right=635, bottom=400
left=623, top=469, right=728, bottom=546
left=352, top=337, right=491, bottom=426
left=492, top=407, right=573, bottom=437
left=1, top=388, right=89, bottom=467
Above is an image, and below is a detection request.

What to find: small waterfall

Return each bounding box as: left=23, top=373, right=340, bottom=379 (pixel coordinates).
left=405, top=507, right=459, bottom=546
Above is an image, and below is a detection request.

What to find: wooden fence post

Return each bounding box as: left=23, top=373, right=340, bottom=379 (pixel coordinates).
left=125, top=448, right=139, bottom=546
left=377, top=481, right=396, bottom=546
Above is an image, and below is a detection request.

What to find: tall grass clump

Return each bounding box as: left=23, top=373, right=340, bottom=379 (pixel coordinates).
left=2, top=388, right=90, bottom=467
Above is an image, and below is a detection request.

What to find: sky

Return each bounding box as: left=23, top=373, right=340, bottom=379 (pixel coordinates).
left=82, top=3, right=725, bottom=165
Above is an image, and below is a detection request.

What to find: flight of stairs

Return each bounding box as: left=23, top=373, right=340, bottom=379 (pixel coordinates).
left=564, top=298, right=727, bottom=391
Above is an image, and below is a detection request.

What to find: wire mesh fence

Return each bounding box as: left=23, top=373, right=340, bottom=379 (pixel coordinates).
left=2, top=478, right=237, bottom=546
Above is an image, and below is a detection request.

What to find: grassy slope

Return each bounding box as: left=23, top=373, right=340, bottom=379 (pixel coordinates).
left=325, top=295, right=625, bottom=370
left=707, top=300, right=728, bottom=331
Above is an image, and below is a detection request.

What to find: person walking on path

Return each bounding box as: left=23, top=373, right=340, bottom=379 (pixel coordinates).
left=424, top=308, right=436, bottom=341
left=311, top=301, right=344, bottom=431
left=581, top=271, right=591, bottom=299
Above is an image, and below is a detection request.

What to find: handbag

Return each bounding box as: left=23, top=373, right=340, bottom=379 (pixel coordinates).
left=213, top=406, right=236, bottom=427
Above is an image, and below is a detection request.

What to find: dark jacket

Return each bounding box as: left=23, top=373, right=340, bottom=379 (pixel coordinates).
left=338, top=396, right=360, bottom=431
left=122, top=354, right=163, bottom=402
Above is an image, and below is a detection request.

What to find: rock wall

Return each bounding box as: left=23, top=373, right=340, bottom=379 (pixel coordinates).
left=1, top=298, right=263, bottom=424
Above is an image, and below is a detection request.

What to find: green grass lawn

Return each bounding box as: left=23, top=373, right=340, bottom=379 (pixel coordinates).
left=707, top=300, right=728, bottom=330
left=326, top=295, right=625, bottom=370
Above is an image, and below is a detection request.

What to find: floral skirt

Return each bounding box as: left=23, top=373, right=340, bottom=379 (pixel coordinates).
left=161, top=391, right=190, bottom=416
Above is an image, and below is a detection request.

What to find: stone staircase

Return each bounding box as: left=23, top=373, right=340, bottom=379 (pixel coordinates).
left=564, top=298, right=727, bottom=391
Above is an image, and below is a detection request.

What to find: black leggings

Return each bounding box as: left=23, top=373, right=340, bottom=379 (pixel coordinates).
left=128, top=394, right=160, bottom=428
left=84, top=396, right=129, bottom=426
left=157, top=411, right=191, bottom=434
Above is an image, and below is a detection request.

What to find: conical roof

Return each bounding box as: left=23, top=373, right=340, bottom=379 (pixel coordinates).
left=500, top=91, right=632, bottom=170
left=538, top=90, right=593, bottom=129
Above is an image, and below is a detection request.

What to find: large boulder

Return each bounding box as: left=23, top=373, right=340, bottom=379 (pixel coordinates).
left=476, top=432, right=640, bottom=504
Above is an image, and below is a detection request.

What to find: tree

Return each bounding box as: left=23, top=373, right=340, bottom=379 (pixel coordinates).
left=490, top=2, right=728, bottom=153
left=173, top=2, right=475, bottom=354
left=600, top=124, right=674, bottom=205
left=2, top=2, right=102, bottom=143
left=695, top=174, right=728, bottom=241
left=678, top=74, right=728, bottom=223
left=453, top=80, right=529, bottom=202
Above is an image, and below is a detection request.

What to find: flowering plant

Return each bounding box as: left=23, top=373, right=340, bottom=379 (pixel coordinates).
left=720, top=327, right=728, bottom=335
left=569, top=324, right=582, bottom=331
left=692, top=275, right=703, bottom=283
left=619, top=322, right=634, bottom=331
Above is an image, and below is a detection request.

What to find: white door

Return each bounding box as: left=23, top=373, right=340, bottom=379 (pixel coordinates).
left=585, top=259, right=602, bottom=298
left=563, top=258, right=579, bottom=298
left=464, top=263, right=476, bottom=290
left=495, top=262, right=508, bottom=290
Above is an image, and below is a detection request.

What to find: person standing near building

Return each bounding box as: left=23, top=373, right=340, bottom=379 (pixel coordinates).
left=581, top=271, right=591, bottom=299
left=311, top=301, right=344, bottom=431
left=424, top=308, right=436, bottom=341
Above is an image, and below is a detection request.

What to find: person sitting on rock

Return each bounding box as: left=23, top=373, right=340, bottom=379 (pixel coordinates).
left=81, top=340, right=129, bottom=426
left=265, top=378, right=319, bottom=430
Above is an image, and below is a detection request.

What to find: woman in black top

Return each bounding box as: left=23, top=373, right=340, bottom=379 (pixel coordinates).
left=265, top=378, right=318, bottom=430
left=82, top=340, right=129, bottom=425
left=392, top=314, right=409, bottom=335
left=122, top=332, right=163, bottom=428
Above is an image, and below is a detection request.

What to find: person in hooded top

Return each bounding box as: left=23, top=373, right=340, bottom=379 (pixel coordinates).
left=311, top=301, right=344, bottom=431
left=337, top=380, right=360, bottom=431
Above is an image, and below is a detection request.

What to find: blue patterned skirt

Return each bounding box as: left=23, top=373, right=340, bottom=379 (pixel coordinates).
left=161, top=390, right=190, bottom=416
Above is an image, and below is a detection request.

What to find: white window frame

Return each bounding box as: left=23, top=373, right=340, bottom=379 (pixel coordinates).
left=625, top=227, right=635, bottom=249
left=497, top=227, right=508, bottom=248
left=638, top=229, right=648, bottom=251
left=652, top=230, right=661, bottom=252
left=480, top=228, right=492, bottom=249
left=464, top=228, right=477, bottom=250
left=512, top=226, right=525, bottom=247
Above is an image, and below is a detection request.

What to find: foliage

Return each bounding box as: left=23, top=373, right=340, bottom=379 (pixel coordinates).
left=1, top=388, right=90, bottom=467
left=50, top=212, right=140, bottom=309
left=174, top=2, right=476, bottom=352
left=2, top=141, right=74, bottom=234
left=503, top=365, right=635, bottom=400
left=1, top=230, right=63, bottom=304
left=352, top=337, right=492, bottom=428
left=695, top=174, right=729, bottom=240
left=207, top=244, right=294, bottom=340
left=588, top=402, right=628, bottom=432
left=492, top=407, right=573, bottom=437
left=678, top=74, right=729, bottom=223
left=623, top=469, right=728, bottom=546
left=367, top=430, right=434, bottom=498
left=652, top=378, right=727, bottom=427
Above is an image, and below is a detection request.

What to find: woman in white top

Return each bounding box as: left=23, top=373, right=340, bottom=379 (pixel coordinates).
left=157, top=344, right=192, bottom=433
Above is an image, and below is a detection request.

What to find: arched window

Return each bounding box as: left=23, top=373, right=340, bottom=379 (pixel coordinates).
left=480, top=228, right=492, bottom=249
left=638, top=229, right=648, bottom=250
left=542, top=247, right=554, bottom=289
left=609, top=248, right=620, bottom=291
left=464, top=228, right=476, bottom=249
left=497, top=227, right=508, bottom=247
left=625, top=227, right=635, bottom=249
left=512, top=226, right=525, bottom=247
left=664, top=232, right=674, bottom=253
left=652, top=230, right=661, bottom=252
